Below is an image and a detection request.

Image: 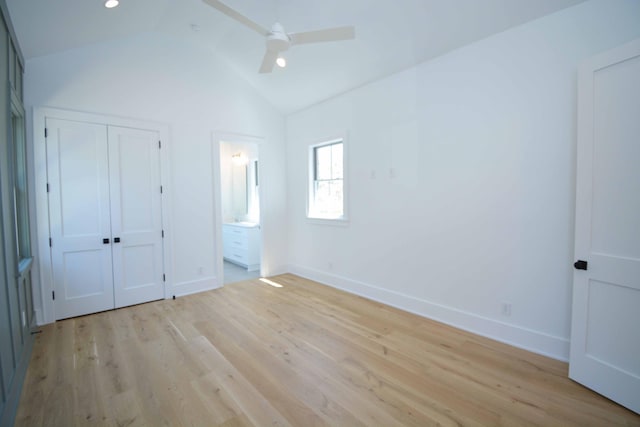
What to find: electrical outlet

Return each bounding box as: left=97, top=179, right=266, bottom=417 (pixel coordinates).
left=501, top=302, right=512, bottom=317
left=327, top=261, right=333, bottom=270
left=197, top=266, right=204, bottom=275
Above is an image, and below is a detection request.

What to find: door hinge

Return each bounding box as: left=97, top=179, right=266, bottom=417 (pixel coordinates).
left=163, top=274, right=166, bottom=282
left=46, top=183, right=50, bottom=193
left=49, top=238, right=52, bottom=247
left=161, top=230, right=165, bottom=238
left=158, top=140, right=162, bottom=149
left=52, top=290, right=55, bottom=300
left=44, top=128, right=48, bottom=138
left=160, top=185, right=163, bottom=194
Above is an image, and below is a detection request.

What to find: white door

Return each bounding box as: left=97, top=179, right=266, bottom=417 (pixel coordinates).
left=48, top=120, right=165, bottom=319
left=47, top=119, right=115, bottom=319
left=570, top=39, right=640, bottom=414
left=109, top=126, right=164, bottom=308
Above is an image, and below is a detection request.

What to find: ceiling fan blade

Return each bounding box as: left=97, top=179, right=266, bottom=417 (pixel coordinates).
left=289, top=26, right=355, bottom=45
left=201, top=0, right=269, bottom=36
left=259, top=50, right=278, bottom=74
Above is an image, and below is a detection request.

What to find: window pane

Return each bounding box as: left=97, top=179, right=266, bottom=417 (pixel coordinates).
left=9, top=41, right=15, bottom=90
left=315, top=145, right=332, bottom=180
left=331, top=143, right=343, bottom=180
left=313, top=180, right=343, bottom=217
left=328, top=180, right=343, bottom=216
left=12, top=112, right=30, bottom=260
left=314, top=181, right=331, bottom=214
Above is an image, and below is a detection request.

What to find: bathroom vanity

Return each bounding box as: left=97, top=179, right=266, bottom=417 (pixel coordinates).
left=222, top=222, right=261, bottom=271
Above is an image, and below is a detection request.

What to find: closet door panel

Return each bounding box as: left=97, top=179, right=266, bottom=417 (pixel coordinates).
left=109, top=126, right=164, bottom=308
left=47, top=119, right=115, bottom=319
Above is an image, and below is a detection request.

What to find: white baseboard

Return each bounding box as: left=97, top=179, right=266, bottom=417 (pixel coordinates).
left=287, top=264, right=570, bottom=361
left=171, top=276, right=221, bottom=298
left=33, top=308, right=46, bottom=326
left=263, top=264, right=290, bottom=278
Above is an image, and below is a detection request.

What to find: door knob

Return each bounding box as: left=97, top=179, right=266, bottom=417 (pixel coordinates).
left=574, top=260, right=588, bottom=270
left=114, top=237, right=121, bottom=243
left=103, top=238, right=110, bottom=244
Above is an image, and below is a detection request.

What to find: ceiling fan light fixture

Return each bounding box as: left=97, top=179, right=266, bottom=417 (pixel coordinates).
left=104, top=0, right=119, bottom=9
left=201, top=0, right=356, bottom=74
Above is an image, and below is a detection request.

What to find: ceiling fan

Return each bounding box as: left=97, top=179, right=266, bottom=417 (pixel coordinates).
left=202, top=0, right=355, bottom=73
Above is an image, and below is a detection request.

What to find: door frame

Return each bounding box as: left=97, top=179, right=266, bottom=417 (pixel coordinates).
left=33, top=107, right=173, bottom=325
left=212, top=131, right=264, bottom=286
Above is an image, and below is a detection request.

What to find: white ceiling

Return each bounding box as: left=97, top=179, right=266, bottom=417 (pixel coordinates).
left=6, top=0, right=586, bottom=114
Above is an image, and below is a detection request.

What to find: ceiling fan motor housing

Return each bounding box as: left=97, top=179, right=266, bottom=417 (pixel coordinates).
left=267, top=23, right=290, bottom=52
left=201, top=1, right=355, bottom=73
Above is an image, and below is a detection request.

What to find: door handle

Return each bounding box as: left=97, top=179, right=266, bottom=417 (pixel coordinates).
left=103, top=238, right=110, bottom=244
left=114, top=237, right=121, bottom=243
left=574, top=260, right=588, bottom=270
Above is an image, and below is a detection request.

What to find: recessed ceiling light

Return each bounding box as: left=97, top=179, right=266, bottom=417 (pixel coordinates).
left=276, top=56, right=286, bottom=68
left=104, top=0, right=119, bottom=8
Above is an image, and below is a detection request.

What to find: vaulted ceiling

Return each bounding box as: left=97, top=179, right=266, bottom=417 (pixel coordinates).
left=6, top=0, right=586, bottom=114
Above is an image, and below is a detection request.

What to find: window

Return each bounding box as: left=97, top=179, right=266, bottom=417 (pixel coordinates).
left=11, top=98, right=30, bottom=261
left=308, top=139, right=345, bottom=220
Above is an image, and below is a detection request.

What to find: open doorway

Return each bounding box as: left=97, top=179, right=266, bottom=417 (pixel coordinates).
left=215, top=134, right=263, bottom=285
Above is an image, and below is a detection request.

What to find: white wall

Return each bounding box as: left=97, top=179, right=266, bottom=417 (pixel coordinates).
left=285, top=0, right=640, bottom=360
left=25, top=31, right=288, bottom=320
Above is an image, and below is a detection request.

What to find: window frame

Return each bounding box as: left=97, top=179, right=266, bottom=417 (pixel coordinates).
left=306, top=135, right=348, bottom=224
left=10, top=89, right=31, bottom=264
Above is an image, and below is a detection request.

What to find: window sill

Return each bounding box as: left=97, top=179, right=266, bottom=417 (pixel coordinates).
left=306, top=216, right=350, bottom=227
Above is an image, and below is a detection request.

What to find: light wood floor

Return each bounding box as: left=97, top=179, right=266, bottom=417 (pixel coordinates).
left=15, top=274, right=640, bottom=426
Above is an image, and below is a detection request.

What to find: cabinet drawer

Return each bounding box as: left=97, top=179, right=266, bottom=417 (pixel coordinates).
left=223, top=231, right=248, bottom=249
left=226, top=250, right=248, bottom=264
left=223, top=226, right=248, bottom=238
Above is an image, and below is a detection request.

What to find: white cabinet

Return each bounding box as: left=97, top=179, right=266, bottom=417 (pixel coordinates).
left=222, top=223, right=260, bottom=271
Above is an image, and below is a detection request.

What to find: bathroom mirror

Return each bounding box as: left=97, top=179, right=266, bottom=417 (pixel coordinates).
left=231, top=162, right=247, bottom=217
left=220, top=141, right=259, bottom=224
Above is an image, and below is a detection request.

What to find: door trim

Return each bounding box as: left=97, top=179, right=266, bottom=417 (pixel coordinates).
left=211, top=131, right=264, bottom=287
left=33, top=107, right=173, bottom=325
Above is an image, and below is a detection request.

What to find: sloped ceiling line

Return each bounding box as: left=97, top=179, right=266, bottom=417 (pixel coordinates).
left=7, top=0, right=586, bottom=114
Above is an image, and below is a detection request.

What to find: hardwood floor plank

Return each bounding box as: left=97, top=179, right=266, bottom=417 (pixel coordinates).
left=201, top=291, right=380, bottom=426
left=225, top=281, right=503, bottom=423
left=104, top=389, right=148, bottom=427
left=218, top=282, right=518, bottom=426
left=187, top=334, right=292, bottom=427
left=15, top=274, right=640, bottom=426
left=190, top=369, right=243, bottom=425
left=194, top=317, right=329, bottom=426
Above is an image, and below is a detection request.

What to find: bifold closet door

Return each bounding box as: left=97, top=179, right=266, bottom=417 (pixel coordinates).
left=108, top=126, right=164, bottom=308
left=48, top=119, right=164, bottom=320
left=47, top=119, right=115, bottom=319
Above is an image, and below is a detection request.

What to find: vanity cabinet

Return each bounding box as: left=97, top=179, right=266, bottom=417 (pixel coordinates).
left=222, top=223, right=260, bottom=271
